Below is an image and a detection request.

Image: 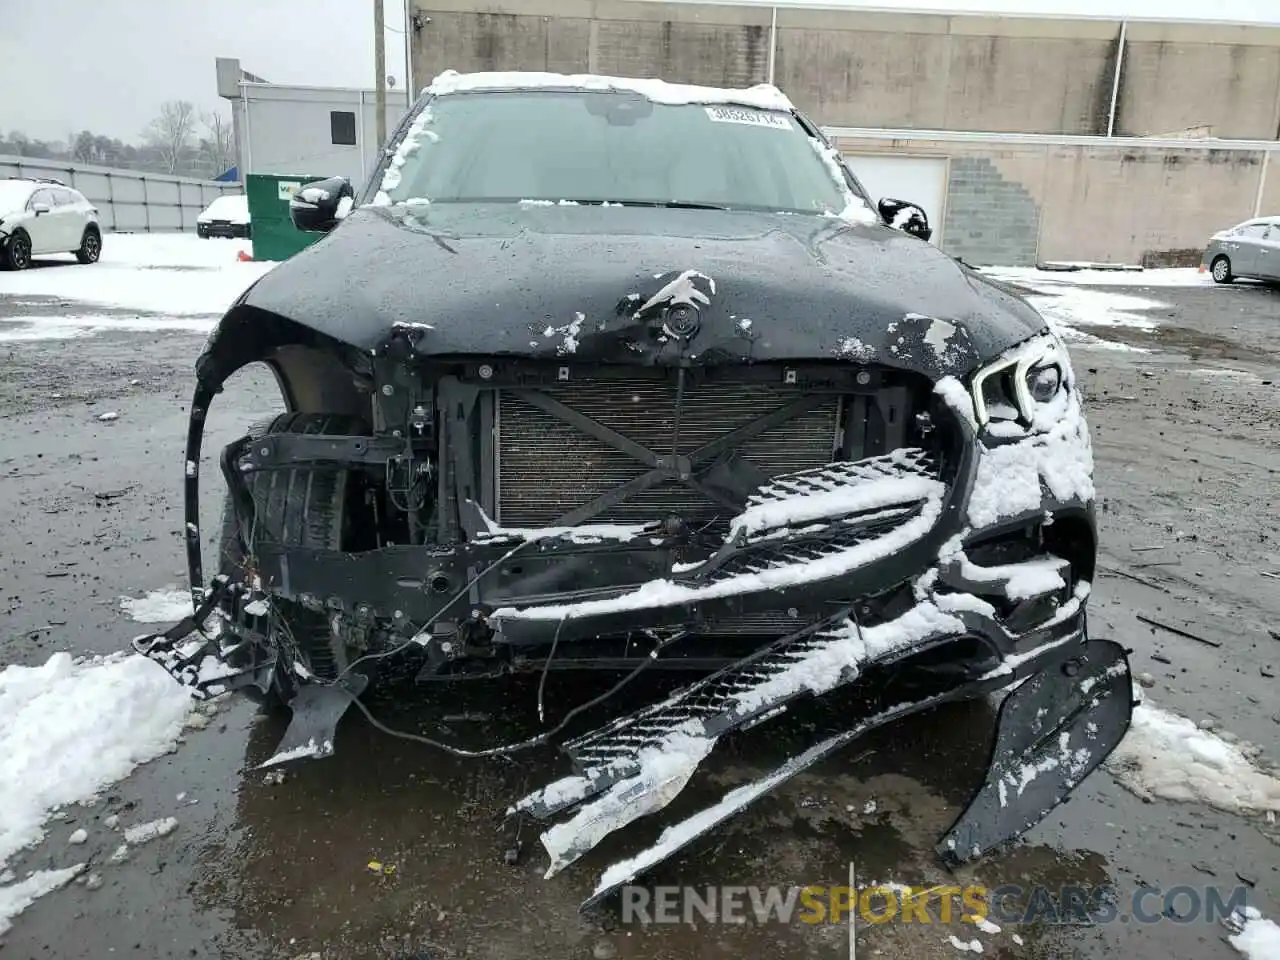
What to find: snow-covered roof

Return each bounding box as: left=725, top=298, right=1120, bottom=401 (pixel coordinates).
left=425, top=69, right=795, bottom=112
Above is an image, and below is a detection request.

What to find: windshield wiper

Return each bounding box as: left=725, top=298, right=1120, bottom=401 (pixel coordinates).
left=604, top=199, right=729, bottom=211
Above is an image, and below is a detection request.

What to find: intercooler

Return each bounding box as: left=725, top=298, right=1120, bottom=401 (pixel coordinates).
left=494, top=378, right=840, bottom=528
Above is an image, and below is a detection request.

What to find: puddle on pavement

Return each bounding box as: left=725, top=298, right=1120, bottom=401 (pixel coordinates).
left=194, top=669, right=1127, bottom=960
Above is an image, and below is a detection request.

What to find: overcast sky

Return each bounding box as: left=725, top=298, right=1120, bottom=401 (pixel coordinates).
left=1, top=0, right=1276, bottom=144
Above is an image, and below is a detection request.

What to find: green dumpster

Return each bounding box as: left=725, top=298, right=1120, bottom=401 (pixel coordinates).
left=245, top=173, right=328, bottom=262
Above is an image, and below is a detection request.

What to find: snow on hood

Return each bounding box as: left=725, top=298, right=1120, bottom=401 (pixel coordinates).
left=426, top=69, right=793, bottom=112
left=225, top=204, right=1047, bottom=383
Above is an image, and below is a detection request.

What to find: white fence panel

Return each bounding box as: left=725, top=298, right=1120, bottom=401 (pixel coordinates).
left=0, top=155, right=239, bottom=232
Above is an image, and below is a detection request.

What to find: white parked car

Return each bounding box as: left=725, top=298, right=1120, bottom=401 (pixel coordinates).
left=196, top=194, right=251, bottom=239
left=0, top=177, right=102, bottom=270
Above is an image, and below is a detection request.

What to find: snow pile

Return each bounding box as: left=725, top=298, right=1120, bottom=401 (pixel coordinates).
left=0, top=865, right=85, bottom=936
left=0, top=652, right=192, bottom=870
left=1107, top=699, right=1280, bottom=814
left=119, top=589, right=193, bottom=624
left=427, top=69, right=794, bottom=111
left=1226, top=907, right=1280, bottom=960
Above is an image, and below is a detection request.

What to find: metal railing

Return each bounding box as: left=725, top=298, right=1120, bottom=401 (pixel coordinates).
left=0, top=155, right=240, bottom=233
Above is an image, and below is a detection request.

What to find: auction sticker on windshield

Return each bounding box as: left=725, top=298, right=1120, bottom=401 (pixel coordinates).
left=704, top=105, right=792, bottom=129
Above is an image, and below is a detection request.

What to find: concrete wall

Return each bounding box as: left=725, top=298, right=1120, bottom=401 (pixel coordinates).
left=1118, top=23, right=1280, bottom=139
left=0, top=155, right=238, bottom=232
left=237, top=84, right=410, bottom=187
left=773, top=12, right=1122, bottom=135
left=834, top=134, right=1277, bottom=266
left=407, top=1, right=1280, bottom=138
left=410, top=0, right=773, bottom=89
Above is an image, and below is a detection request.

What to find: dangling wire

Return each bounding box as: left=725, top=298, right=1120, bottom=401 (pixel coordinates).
left=536, top=614, right=569, bottom=724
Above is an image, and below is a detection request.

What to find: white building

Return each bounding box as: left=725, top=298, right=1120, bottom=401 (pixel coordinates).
left=216, top=57, right=410, bottom=187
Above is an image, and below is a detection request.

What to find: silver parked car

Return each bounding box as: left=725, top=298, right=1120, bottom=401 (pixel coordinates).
left=1202, top=216, right=1280, bottom=284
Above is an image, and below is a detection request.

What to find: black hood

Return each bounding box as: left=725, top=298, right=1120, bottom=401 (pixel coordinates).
left=237, top=204, right=1046, bottom=378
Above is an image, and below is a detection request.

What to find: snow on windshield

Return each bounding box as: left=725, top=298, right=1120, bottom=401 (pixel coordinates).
left=376, top=84, right=875, bottom=222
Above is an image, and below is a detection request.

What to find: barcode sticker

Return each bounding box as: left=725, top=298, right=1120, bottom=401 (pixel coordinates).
left=704, top=105, right=792, bottom=129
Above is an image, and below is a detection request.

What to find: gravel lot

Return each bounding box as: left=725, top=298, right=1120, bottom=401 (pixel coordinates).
left=0, top=247, right=1277, bottom=960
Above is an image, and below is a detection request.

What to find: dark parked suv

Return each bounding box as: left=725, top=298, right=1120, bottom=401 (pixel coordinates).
left=138, top=70, right=1131, bottom=905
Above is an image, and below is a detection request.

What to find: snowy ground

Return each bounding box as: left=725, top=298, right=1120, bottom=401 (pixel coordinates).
left=0, top=233, right=273, bottom=341
left=980, top=266, right=1214, bottom=289
left=0, top=238, right=1277, bottom=958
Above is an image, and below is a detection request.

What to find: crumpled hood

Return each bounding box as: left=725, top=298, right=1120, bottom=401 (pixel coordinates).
left=238, top=204, right=1047, bottom=377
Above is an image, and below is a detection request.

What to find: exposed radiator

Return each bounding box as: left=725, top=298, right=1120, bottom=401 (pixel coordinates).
left=495, top=379, right=840, bottom=527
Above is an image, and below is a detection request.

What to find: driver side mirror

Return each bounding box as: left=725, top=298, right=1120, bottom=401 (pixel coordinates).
left=31, top=202, right=51, bottom=216
left=290, top=177, right=355, bottom=233
left=877, top=197, right=933, bottom=243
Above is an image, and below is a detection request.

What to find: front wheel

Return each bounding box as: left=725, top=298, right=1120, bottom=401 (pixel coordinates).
left=1210, top=255, right=1234, bottom=284
left=219, top=412, right=374, bottom=706
left=2, top=231, right=32, bottom=270
left=75, top=227, right=101, bottom=264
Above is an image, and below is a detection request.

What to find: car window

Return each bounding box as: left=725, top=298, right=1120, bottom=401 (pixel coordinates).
left=376, top=90, right=859, bottom=217
left=29, top=188, right=55, bottom=209
left=57, top=188, right=80, bottom=205
left=1236, top=224, right=1268, bottom=239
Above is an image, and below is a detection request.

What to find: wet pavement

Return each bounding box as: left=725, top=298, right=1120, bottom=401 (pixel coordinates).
left=0, top=277, right=1277, bottom=960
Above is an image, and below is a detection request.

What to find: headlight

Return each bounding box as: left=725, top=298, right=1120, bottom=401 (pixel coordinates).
left=1026, top=364, right=1062, bottom=404
left=970, top=335, right=1069, bottom=427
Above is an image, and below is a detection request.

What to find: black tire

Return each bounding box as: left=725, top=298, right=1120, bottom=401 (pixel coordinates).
left=2, top=230, right=32, bottom=270
left=219, top=412, right=372, bottom=702
left=75, top=226, right=101, bottom=264
left=1210, top=255, right=1234, bottom=284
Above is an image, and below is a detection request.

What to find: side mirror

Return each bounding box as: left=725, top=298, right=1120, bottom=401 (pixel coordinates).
left=31, top=202, right=51, bottom=216
left=289, top=177, right=354, bottom=233
left=878, top=197, right=933, bottom=243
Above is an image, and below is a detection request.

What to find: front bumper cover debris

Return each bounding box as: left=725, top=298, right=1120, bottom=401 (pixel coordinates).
left=134, top=373, right=1131, bottom=905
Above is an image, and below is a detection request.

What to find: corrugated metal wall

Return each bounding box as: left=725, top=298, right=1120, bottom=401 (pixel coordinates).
left=0, top=156, right=239, bottom=232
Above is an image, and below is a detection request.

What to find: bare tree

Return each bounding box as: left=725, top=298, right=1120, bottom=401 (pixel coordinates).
left=144, top=100, right=197, bottom=174
left=201, top=110, right=236, bottom=176
left=72, top=130, right=96, bottom=163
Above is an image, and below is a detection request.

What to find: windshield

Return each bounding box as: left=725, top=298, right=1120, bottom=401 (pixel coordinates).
left=0, top=181, right=34, bottom=215
left=374, top=90, right=862, bottom=217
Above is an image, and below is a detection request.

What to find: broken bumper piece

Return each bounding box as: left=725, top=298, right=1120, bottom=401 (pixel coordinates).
left=507, top=568, right=1130, bottom=905
left=130, top=577, right=278, bottom=702
left=578, top=637, right=1131, bottom=910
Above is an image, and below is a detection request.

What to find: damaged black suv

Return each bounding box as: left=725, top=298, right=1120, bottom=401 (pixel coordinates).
left=138, top=70, right=1132, bottom=904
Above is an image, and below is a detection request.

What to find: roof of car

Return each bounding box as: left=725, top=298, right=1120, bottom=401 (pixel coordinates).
left=424, top=69, right=794, bottom=112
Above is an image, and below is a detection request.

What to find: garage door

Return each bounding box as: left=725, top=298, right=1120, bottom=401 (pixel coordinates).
left=842, top=154, right=950, bottom=247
